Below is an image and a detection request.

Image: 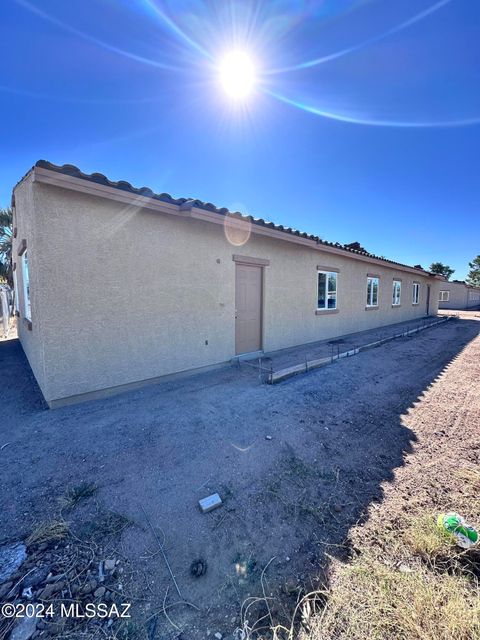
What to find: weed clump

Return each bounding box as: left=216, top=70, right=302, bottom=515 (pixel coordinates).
left=58, top=481, right=97, bottom=510
left=27, top=519, right=69, bottom=546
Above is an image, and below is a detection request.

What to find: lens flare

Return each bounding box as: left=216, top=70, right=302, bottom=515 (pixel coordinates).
left=267, top=0, right=453, bottom=74
left=224, top=213, right=252, bottom=246
left=15, top=0, right=182, bottom=71
left=265, top=89, right=480, bottom=128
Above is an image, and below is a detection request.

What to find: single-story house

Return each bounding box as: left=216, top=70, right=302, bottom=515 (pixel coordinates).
left=438, top=280, right=480, bottom=310
left=12, top=161, right=442, bottom=407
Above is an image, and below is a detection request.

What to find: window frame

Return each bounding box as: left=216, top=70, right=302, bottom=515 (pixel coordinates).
left=21, top=250, right=31, bottom=321
left=392, top=280, right=402, bottom=306
left=317, top=270, right=338, bottom=311
left=366, top=276, right=379, bottom=308
left=439, top=290, right=450, bottom=302
left=12, top=266, right=19, bottom=314
left=412, top=282, right=420, bottom=305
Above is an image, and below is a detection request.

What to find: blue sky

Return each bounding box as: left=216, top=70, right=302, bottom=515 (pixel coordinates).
left=1, top=0, right=479, bottom=278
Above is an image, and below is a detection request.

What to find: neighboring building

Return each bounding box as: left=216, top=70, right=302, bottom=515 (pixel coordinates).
left=12, top=161, right=442, bottom=407
left=0, top=284, right=12, bottom=338
left=438, top=280, right=480, bottom=310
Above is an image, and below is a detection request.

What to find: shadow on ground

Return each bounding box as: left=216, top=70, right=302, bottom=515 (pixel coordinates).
left=1, top=316, right=479, bottom=639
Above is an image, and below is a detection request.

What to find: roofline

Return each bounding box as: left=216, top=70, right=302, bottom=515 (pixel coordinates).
left=15, top=160, right=442, bottom=279
left=447, top=280, right=480, bottom=290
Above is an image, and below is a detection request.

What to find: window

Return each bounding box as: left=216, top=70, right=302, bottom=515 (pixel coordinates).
left=439, top=290, right=450, bottom=302
left=366, top=276, right=379, bottom=307
left=412, top=282, right=420, bottom=305
left=21, top=251, right=31, bottom=320
left=317, top=271, right=337, bottom=310
left=392, top=280, right=401, bottom=306
left=12, top=268, right=19, bottom=314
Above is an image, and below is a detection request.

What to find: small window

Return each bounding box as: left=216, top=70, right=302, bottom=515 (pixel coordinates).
left=392, top=280, right=401, bottom=306
left=12, top=268, right=19, bottom=313
left=21, top=251, right=31, bottom=320
left=317, top=271, right=337, bottom=310
left=366, top=277, right=379, bottom=307
left=439, top=290, right=450, bottom=302
left=412, top=282, right=420, bottom=305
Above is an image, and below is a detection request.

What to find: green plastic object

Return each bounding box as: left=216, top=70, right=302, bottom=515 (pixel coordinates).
left=437, top=512, right=479, bottom=549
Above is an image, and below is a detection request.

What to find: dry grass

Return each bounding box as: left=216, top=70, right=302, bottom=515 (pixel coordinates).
left=240, top=499, right=480, bottom=640
left=26, top=519, right=69, bottom=546
left=58, top=481, right=97, bottom=510
left=303, top=556, right=480, bottom=640
left=236, top=450, right=480, bottom=640
left=294, top=483, right=480, bottom=640
left=455, top=467, right=480, bottom=491
left=405, top=513, right=456, bottom=559
left=252, top=503, right=479, bottom=640
left=298, top=485, right=480, bottom=640
left=78, top=509, right=133, bottom=540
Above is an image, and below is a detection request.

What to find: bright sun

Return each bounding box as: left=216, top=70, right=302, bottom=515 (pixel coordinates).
left=219, top=51, right=256, bottom=99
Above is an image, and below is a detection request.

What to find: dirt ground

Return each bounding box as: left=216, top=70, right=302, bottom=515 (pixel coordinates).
left=305, top=308, right=480, bottom=639
left=1, top=313, right=479, bottom=639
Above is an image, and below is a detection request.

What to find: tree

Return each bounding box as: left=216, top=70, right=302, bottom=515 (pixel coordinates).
left=0, top=207, right=13, bottom=286
left=466, top=255, right=480, bottom=287
left=429, top=262, right=454, bottom=280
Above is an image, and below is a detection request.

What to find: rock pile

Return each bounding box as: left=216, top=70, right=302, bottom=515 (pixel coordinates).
left=0, top=537, right=125, bottom=639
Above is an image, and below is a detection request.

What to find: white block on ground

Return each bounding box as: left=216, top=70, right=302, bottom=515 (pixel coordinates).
left=199, top=493, right=222, bottom=513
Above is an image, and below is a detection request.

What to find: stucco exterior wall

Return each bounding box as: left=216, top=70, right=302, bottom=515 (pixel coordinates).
left=438, top=281, right=480, bottom=309
left=12, top=176, right=48, bottom=399
left=260, top=238, right=438, bottom=352
left=14, top=180, right=440, bottom=405
left=468, top=288, right=480, bottom=307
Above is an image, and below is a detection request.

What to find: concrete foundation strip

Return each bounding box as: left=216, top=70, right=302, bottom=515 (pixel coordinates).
left=236, top=357, right=273, bottom=380
left=268, top=317, right=450, bottom=384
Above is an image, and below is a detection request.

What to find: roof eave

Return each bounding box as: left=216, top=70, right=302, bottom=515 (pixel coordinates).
left=25, top=163, right=437, bottom=278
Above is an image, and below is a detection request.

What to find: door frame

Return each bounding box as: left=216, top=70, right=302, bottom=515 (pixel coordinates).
left=233, top=254, right=270, bottom=355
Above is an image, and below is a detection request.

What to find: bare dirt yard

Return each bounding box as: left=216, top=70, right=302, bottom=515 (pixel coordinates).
left=1, top=314, right=479, bottom=640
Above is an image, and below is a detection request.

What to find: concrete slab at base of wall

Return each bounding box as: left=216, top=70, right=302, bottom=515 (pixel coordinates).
left=268, top=357, right=331, bottom=383
left=268, top=317, right=450, bottom=384
left=48, top=359, right=231, bottom=408
left=230, top=350, right=264, bottom=363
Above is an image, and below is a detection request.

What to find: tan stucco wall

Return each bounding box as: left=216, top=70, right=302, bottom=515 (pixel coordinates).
left=438, top=281, right=480, bottom=309
left=468, top=288, right=480, bottom=307
left=261, top=238, right=438, bottom=352
left=12, top=176, right=48, bottom=399
left=14, top=180, right=440, bottom=404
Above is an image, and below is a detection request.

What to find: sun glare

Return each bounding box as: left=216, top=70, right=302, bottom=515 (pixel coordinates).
left=219, top=51, right=256, bottom=99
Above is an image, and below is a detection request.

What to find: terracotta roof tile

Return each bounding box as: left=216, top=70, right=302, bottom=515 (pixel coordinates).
left=27, top=160, right=435, bottom=276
